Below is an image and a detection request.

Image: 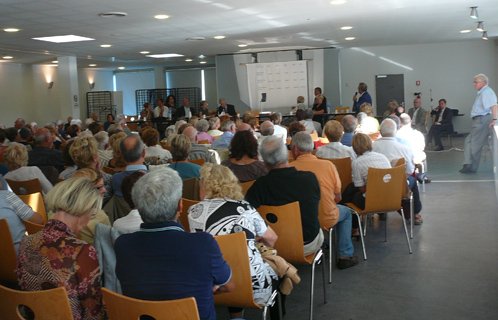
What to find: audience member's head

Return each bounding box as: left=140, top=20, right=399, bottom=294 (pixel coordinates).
left=220, top=120, right=236, bottom=132
left=108, top=123, right=123, bottom=136
left=269, top=113, right=282, bottom=125
left=259, top=136, right=288, bottom=169
left=120, top=134, right=145, bottom=164
left=85, top=118, right=94, bottom=128
left=132, top=167, right=182, bottom=224
left=88, top=122, right=103, bottom=135
left=323, top=120, right=344, bottom=142
left=356, top=112, right=367, bottom=126
left=72, top=168, right=106, bottom=196
left=387, top=101, right=399, bottom=115
left=182, top=126, right=197, bottom=142
left=177, top=123, right=191, bottom=134
left=188, top=116, right=199, bottom=128
left=66, top=124, right=81, bottom=138
left=291, top=131, right=314, bottom=153
left=69, top=136, right=99, bottom=168
left=34, top=128, right=53, bottom=146
left=342, top=115, right=357, bottom=134
left=209, top=117, right=220, bottom=130
left=116, top=114, right=126, bottom=127
left=238, top=123, right=252, bottom=132
left=5, top=127, right=19, bottom=142
left=260, top=121, right=274, bottom=136
left=288, top=121, right=306, bottom=137
left=14, top=118, right=25, bottom=130
left=296, top=109, right=306, bottom=121
left=231, top=115, right=242, bottom=129
left=196, top=119, right=210, bottom=133
left=229, top=131, right=258, bottom=160
left=200, top=163, right=243, bottom=201
left=305, top=109, right=314, bottom=120
left=171, top=134, right=191, bottom=161
left=219, top=114, right=230, bottom=124
left=19, top=127, right=31, bottom=141
left=121, top=171, right=146, bottom=209
left=387, top=115, right=401, bottom=130
left=0, top=129, right=6, bottom=144
left=94, top=131, right=109, bottom=150
left=360, top=103, right=374, bottom=116
left=70, top=119, right=83, bottom=129
left=106, top=114, right=115, bottom=123
left=399, top=113, right=411, bottom=127
left=141, top=128, right=160, bottom=147
left=297, top=96, right=305, bottom=104
left=4, top=144, right=28, bottom=170
left=110, top=133, right=127, bottom=168
left=352, top=133, right=372, bottom=156
left=380, top=118, right=397, bottom=137
left=91, top=112, right=99, bottom=122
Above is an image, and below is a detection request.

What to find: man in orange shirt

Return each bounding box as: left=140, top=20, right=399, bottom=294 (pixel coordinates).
left=289, top=132, right=358, bottom=269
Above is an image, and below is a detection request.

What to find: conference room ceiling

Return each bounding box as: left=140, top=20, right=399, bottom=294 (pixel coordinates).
left=0, top=0, right=496, bottom=70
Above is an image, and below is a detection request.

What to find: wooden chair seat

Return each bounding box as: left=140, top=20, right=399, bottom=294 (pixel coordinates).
left=17, top=192, right=47, bottom=224
left=197, top=139, right=210, bottom=144
left=188, top=158, right=205, bottom=166
left=5, top=178, right=43, bottom=196
left=0, top=219, right=18, bottom=286
left=180, top=198, right=200, bottom=232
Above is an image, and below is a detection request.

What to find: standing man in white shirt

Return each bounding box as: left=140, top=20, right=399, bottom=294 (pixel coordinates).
left=460, top=74, right=498, bottom=173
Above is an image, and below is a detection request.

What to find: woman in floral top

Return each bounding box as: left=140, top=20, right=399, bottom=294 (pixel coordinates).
left=16, top=177, right=106, bottom=320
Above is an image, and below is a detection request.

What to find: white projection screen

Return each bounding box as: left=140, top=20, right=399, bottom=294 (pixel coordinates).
left=247, top=60, right=308, bottom=112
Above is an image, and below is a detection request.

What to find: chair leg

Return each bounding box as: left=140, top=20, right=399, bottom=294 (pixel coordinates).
left=354, top=211, right=367, bottom=260
left=320, top=251, right=327, bottom=304
left=310, top=249, right=324, bottom=320
left=410, top=194, right=414, bottom=239
left=328, top=228, right=333, bottom=284
left=400, top=209, right=413, bottom=254
left=384, top=212, right=388, bottom=242
left=363, top=214, right=367, bottom=237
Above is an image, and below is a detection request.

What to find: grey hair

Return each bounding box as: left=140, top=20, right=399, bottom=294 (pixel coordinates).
left=120, top=134, right=144, bottom=163
left=115, top=114, right=126, bottom=125
left=358, top=82, right=368, bottom=92
left=175, top=120, right=186, bottom=132
left=357, top=112, right=367, bottom=125
left=380, top=118, right=397, bottom=137
left=259, top=136, right=288, bottom=169
left=108, top=123, right=123, bottom=136
left=475, top=74, right=488, bottom=84
left=399, top=113, right=411, bottom=126
left=342, top=115, right=357, bottom=133
left=16, top=118, right=25, bottom=125
left=165, top=125, right=176, bottom=138
left=260, top=121, right=274, bottom=136
left=291, top=131, right=314, bottom=153
left=208, top=117, right=220, bottom=129
left=387, top=115, right=401, bottom=130
left=132, top=167, right=182, bottom=224
left=221, top=120, right=235, bottom=131
left=219, top=97, right=226, bottom=103
left=70, top=119, right=82, bottom=126
left=34, top=129, right=51, bottom=144
left=304, top=108, right=314, bottom=120
left=196, top=119, right=210, bottom=133
left=94, top=131, right=109, bottom=149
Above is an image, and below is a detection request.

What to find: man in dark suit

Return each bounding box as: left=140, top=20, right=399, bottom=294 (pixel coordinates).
left=426, top=99, right=453, bottom=151
left=217, top=98, right=236, bottom=116
left=352, top=82, right=372, bottom=115
left=175, top=98, right=195, bottom=119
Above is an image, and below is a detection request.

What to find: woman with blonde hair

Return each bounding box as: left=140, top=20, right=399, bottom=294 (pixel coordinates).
left=4, top=144, right=53, bottom=195
left=357, top=103, right=380, bottom=133
left=188, top=163, right=280, bottom=319
left=16, top=177, right=107, bottom=320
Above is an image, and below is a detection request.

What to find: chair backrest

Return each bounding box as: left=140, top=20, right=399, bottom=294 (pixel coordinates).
left=213, top=232, right=261, bottom=309
left=127, top=122, right=138, bottom=132
left=392, top=159, right=410, bottom=198
left=37, top=166, right=59, bottom=186
left=17, top=192, right=47, bottom=224
left=23, top=220, right=44, bottom=235
left=103, top=166, right=113, bottom=174
left=364, top=165, right=405, bottom=213
left=318, top=137, right=329, bottom=144
left=240, top=180, right=255, bottom=196
left=182, top=177, right=201, bottom=201
left=197, top=139, right=210, bottom=144
left=214, top=149, right=229, bottom=162
left=394, top=157, right=405, bottom=167
left=0, top=284, right=74, bottom=320
left=310, top=132, right=318, bottom=141
left=258, top=202, right=313, bottom=264
left=424, top=111, right=430, bottom=125
left=287, top=150, right=295, bottom=163
left=0, top=219, right=18, bottom=286
left=188, top=158, right=205, bottom=166
left=5, top=178, right=43, bottom=196
left=367, top=131, right=380, bottom=142
left=159, top=141, right=171, bottom=150
left=181, top=198, right=200, bottom=232
left=335, top=106, right=349, bottom=113
left=101, top=288, right=199, bottom=320
left=317, top=157, right=352, bottom=193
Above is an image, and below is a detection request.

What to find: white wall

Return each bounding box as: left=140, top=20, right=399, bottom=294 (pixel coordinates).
left=78, top=68, right=114, bottom=121
left=339, top=39, right=498, bottom=133
left=115, top=71, right=155, bottom=116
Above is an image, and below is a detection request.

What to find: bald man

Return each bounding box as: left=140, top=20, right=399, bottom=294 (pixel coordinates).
left=183, top=126, right=214, bottom=163
left=407, top=97, right=427, bottom=133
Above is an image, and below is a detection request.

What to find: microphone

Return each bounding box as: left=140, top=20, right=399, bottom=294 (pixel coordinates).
left=355, top=92, right=358, bottom=96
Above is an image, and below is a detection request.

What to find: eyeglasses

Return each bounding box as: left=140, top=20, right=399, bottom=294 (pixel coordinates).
left=473, top=80, right=484, bottom=84
left=96, top=185, right=105, bottom=191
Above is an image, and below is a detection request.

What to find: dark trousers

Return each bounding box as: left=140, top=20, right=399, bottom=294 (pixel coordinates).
left=341, top=182, right=365, bottom=229
left=426, top=124, right=451, bottom=147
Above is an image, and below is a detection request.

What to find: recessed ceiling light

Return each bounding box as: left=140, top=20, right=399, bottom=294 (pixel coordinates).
left=154, top=14, right=170, bottom=20
left=482, top=31, right=488, bottom=40
left=146, top=53, right=184, bottom=58
left=238, top=44, right=248, bottom=47
left=330, top=0, right=346, bottom=5
left=140, top=51, right=150, bottom=54
left=32, top=35, right=95, bottom=43
left=100, top=44, right=112, bottom=48
left=214, top=35, right=225, bottom=39
left=52, top=60, right=58, bottom=63
left=185, top=58, right=193, bottom=62
left=3, top=28, right=19, bottom=32
left=3, top=56, right=13, bottom=59
left=200, top=61, right=207, bottom=64
left=345, top=37, right=355, bottom=41
left=89, top=64, right=97, bottom=67
left=341, top=26, right=353, bottom=30
left=460, top=29, right=471, bottom=34
left=117, top=66, right=125, bottom=70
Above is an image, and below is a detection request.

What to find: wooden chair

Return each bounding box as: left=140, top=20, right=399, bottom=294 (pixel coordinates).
left=318, top=137, right=329, bottom=144
left=180, top=198, right=200, bottom=232
left=344, top=165, right=412, bottom=260
left=367, top=131, right=380, bottom=142
left=0, top=284, right=74, bottom=320
left=214, top=232, right=281, bottom=319
left=17, top=192, right=47, bottom=224
left=213, top=135, right=222, bottom=140
left=182, top=177, right=201, bottom=201
left=287, top=150, right=295, bottom=163
left=23, top=220, right=44, bottom=235
left=197, top=139, right=210, bottom=144
left=0, top=219, right=18, bottom=286
left=310, top=132, right=318, bottom=141
left=240, top=180, right=255, bottom=196
left=101, top=288, right=199, bottom=320
left=335, top=106, right=349, bottom=113
left=5, top=178, right=43, bottom=196
left=159, top=141, right=171, bottom=150
left=103, top=166, right=113, bottom=174
left=393, top=158, right=415, bottom=239
left=188, top=158, right=205, bottom=166
left=317, top=157, right=352, bottom=194
left=127, top=122, right=138, bottom=132
left=258, top=202, right=326, bottom=320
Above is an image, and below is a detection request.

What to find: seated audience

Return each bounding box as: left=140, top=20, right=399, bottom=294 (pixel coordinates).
left=296, top=95, right=306, bottom=110
left=296, top=109, right=316, bottom=134
left=221, top=131, right=268, bottom=182
left=189, top=164, right=281, bottom=318
left=107, top=123, right=123, bottom=137
left=305, top=108, right=322, bottom=136
left=28, top=128, right=65, bottom=173
left=66, top=124, right=81, bottom=138
left=426, top=98, right=453, bottom=151
left=115, top=168, right=234, bottom=320
left=188, top=116, right=199, bottom=129
left=183, top=126, right=214, bottom=163
left=169, top=134, right=201, bottom=180
left=4, top=144, right=53, bottom=195
left=16, top=177, right=106, bottom=320
left=383, top=101, right=398, bottom=119
left=113, top=171, right=146, bottom=231
left=316, top=120, right=356, bottom=161
left=18, top=127, right=33, bottom=150
left=107, top=132, right=128, bottom=170
left=59, top=140, right=78, bottom=180
left=356, top=103, right=380, bottom=134
left=269, top=113, right=287, bottom=144
left=142, top=128, right=172, bottom=162
left=211, top=120, right=237, bottom=149
left=341, top=115, right=356, bottom=147
left=196, top=119, right=214, bottom=143
left=408, top=97, right=428, bottom=133
left=258, top=121, right=274, bottom=144
left=94, top=131, right=113, bottom=168
left=217, top=97, right=237, bottom=116
left=399, top=113, right=429, bottom=182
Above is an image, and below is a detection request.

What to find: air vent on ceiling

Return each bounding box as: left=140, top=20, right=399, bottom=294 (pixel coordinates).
left=99, top=12, right=128, bottom=18
left=186, top=37, right=205, bottom=41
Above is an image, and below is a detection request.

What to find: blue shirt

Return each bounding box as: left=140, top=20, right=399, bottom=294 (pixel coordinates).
left=169, top=162, right=201, bottom=180
left=111, top=164, right=148, bottom=197
left=211, top=131, right=234, bottom=149
left=471, top=85, right=498, bottom=117
left=115, top=221, right=232, bottom=320
left=340, top=132, right=354, bottom=147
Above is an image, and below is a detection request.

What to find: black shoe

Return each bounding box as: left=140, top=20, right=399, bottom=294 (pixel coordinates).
left=460, top=165, right=474, bottom=173
left=424, top=177, right=431, bottom=183
left=378, top=213, right=387, bottom=221
left=337, top=256, right=359, bottom=269
left=434, top=145, right=444, bottom=151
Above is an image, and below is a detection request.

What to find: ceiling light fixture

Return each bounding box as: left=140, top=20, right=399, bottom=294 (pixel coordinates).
left=470, top=6, right=478, bottom=19
left=482, top=31, right=488, bottom=40
left=52, top=60, right=58, bottom=63
left=33, top=35, right=95, bottom=43
left=185, top=58, right=193, bottom=62
left=200, top=61, right=207, bottom=64
left=146, top=53, right=184, bottom=58
left=3, top=28, right=19, bottom=32
left=345, top=37, right=355, bottom=41
left=340, top=26, right=353, bottom=30
left=100, top=44, right=112, bottom=48
left=3, top=56, right=13, bottom=59
left=139, top=51, right=150, bottom=54
left=214, top=35, right=226, bottom=39
left=89, top=64, right=97, bottom=67
left=98, top=12, right=127, bottom=18
left=330, top=0, right=346, bottom=5
left=476, top=21, right=484, bottom=32
left=48, top=81, right=54, bottom=89
left=460, top=29, right=471, bottom=33
left=238, top=44, right=248, bottom=47
left=117, top=66, right=125, bottom=70
left=154, top=14, right=170, bottom=20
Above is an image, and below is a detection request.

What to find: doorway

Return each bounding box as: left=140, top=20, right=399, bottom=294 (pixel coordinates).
left=375, top=74, right=404, bottom=116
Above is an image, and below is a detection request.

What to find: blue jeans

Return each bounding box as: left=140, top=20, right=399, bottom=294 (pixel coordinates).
left=336, top=204, right=354, bottom=258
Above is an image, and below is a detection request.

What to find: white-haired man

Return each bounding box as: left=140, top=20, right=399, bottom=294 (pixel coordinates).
left=460, top=74, right=498, bottom=173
